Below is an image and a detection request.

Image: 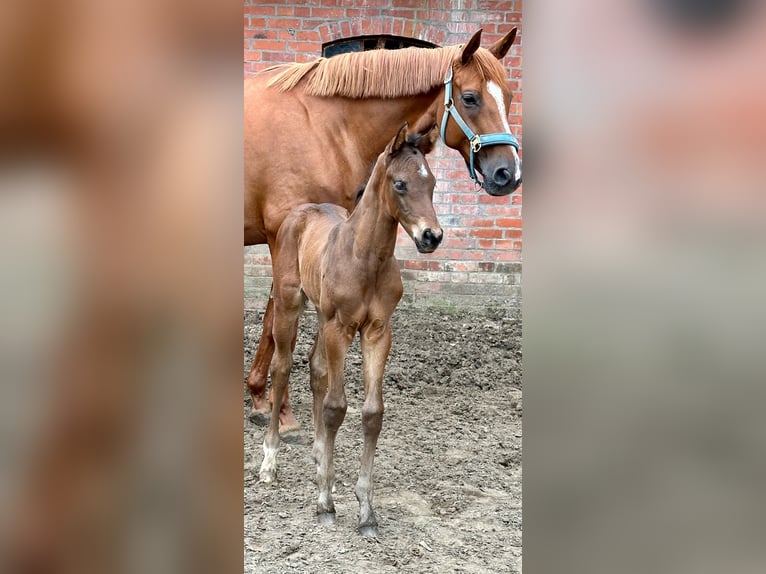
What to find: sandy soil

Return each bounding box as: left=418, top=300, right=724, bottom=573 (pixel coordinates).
left=244, top=305, right=522, bottom=573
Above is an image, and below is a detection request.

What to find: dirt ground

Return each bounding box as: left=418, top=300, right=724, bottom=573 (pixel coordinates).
left=243, top=305, right=522, bottom=573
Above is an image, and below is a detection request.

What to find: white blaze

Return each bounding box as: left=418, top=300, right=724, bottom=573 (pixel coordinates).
left=487, top=80, right=521, bottom=181
left=419, top=162, right=428, bottom=178
left=487, top=81, right=511, bottom=134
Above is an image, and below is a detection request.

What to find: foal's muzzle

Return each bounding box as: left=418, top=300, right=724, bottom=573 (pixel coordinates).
left=415, top=227, right=443, bottom=253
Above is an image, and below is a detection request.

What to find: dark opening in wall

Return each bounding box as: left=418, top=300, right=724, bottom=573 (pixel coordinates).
left=323, top=34, right=438, bottom=58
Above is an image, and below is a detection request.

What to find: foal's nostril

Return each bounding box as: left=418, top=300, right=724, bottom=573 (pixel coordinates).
left=421, top=228, right=443, bottom=248
left=493, top=167, right=512, bottom=187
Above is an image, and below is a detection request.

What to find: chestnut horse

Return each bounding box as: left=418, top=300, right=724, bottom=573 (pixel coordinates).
left=259, top=124, right=441, bottom=537
left=245, top=28, right=522, bottom=431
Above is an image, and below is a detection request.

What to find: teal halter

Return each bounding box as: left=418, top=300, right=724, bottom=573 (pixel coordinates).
left=440, top=66, right=519, bottom=186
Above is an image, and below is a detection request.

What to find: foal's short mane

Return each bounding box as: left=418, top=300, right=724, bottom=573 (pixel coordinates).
left=264, top=45, right=509, bottom=99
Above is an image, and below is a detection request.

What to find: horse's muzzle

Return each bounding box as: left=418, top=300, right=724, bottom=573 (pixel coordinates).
left=415, top=227, right=443, bottom=253
left=484, top=167, right=522, bottom=196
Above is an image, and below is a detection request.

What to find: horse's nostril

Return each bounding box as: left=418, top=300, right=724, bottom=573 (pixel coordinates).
left=493, top=167, right=512, bottom=187
left=422, top=228, right=434, bottom=243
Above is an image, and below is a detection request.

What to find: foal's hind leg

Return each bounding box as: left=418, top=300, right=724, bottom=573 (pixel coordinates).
left=355, top=321, right=391, bottom=538
left=258, top=291, right=303, bottom=483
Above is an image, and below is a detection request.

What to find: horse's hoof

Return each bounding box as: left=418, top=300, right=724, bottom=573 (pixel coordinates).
left=358, top=524, right=379, bottom=539
left=316, top=511, right=336, bottom=525
left=248, top=410, right=270, bottom=427
left=278, top=414, right=301, bottom=435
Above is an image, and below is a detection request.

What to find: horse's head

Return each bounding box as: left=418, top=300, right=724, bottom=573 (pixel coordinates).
left=383, top=123, right=442, bottom=254
left=416, top=28, right=522, bottom=196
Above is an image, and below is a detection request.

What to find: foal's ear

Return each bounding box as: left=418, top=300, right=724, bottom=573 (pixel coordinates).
left=388, top=122, right=409, bottom=155
left=408, top=124, right=439, bottom=155
left=488, top=27, right=518, bottom=60
left=461, top=29, right=483, bottom=65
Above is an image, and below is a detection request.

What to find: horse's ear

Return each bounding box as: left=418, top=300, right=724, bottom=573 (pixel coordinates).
left=460, top=29, right=483, bottom=65
left=408, top=124, right=439, bottom=155
left=388, top=122, right=409, bottom=155
left=488, top=27, right=518, bottom=60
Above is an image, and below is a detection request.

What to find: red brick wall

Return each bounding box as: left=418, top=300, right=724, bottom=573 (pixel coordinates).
left=244, top=0, right=522, bottom=307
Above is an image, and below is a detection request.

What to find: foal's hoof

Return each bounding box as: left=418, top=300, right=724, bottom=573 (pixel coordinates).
left=259, top=469, right=277, bottom=484
left=358, top=524, right=379, bottom=539
left=316, top=511, right=336, bottom=525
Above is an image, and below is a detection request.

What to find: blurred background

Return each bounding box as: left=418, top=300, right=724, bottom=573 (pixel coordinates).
left=524, top=0, right=766, bottom=572
left=0, top=1, right=243, bottom=572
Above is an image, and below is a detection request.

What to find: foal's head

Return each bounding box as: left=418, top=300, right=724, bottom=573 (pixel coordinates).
left=381, top=123, right=442, bottom=254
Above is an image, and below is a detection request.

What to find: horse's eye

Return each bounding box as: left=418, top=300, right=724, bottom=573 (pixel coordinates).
left=462, top=92, right=479, bottom=107
left=393, top=180, right=407, bottom=193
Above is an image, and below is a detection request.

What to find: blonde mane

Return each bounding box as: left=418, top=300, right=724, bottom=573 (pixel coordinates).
left=264, top=45, right=509, bottom=99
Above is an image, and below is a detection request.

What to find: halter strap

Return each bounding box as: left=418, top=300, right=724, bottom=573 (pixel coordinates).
left=440, top=66, right=519, bottom=186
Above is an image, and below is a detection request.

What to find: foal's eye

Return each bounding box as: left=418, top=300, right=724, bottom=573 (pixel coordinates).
left=461, top=92, right=479, bottom=107
left=393, top=180, right=407, bottom=193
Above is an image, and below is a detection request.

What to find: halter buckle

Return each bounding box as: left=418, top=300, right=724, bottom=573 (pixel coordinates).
left=470, top=136, right=482, bottom=153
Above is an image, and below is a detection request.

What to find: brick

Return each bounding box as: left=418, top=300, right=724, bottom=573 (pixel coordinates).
left=248, top=40, right=286, bottom=52
left=262, top=52, right=294, bottom=62
left=389, top=9, right=415, bottom=19
left=496, top=218, right=522, bottom=228
left=478, top=194, right=511, bottom=205
left=248, top=18, right=267, bottom=29
left=466, top=218, right=494, bottom=227
left=451, top=205, right=480, bottom=215
left=471, top=228, right=503, bottom=239
left=245, top=5, right=275, bottom=16
left=311, top=7, right=345, bottom=18
left=492, top=240, right=518, bottom=251
left=267, top=18, right=302, bottom=29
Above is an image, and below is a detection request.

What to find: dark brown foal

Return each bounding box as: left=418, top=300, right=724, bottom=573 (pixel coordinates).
left=259, top=124, right=441, bottom=538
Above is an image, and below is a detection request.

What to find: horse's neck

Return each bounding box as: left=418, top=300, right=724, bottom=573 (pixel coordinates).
left=337, top=93, right=439, bottom=163
left=345, top=170, right=398, bottom=263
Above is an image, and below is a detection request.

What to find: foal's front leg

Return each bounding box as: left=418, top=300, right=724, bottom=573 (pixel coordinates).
left=315, top=318, right=353, bottom=523
left=355, top=321, right=391, bottom=538
left=308, top=314, right=328, bottom=471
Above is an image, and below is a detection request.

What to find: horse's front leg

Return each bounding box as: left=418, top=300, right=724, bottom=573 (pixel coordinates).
left=355, top=320, right=391, bottom=538
left=315, top=317, right=353, bottom=523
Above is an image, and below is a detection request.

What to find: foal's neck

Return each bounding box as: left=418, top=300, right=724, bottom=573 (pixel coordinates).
left=346, top=169, right=399, bottom=264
